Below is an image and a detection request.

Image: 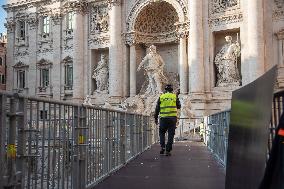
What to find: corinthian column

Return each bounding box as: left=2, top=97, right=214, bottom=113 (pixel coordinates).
left=245, top=0, right=264, bottom=84
left=129, top=44, right=136, bottom=96
left=5, top=20, right=15, bottom=92
left=179, top=35, right=188, bottom=94
left=188, top=0, right=204, bottom=93
left=108, top=0, right=123, bottom=99
left=73, top=11, right=85, bottom=101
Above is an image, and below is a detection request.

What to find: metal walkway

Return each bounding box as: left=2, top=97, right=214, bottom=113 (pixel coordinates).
left=93, top=141, right=225, bottom=189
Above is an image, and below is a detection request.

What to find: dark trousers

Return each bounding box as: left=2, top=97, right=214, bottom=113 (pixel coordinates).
left=159, top=117, right=177, bottom=152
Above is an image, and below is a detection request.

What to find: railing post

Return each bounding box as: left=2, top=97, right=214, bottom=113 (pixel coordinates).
left=4, top=95, right=19, bottom=188
left=103, top=111, right=109, bottom=175
left=17, top=97, right=27, bottom=189
left=119, top=113, right=126, bottom=164
left=0, top=94, right=7, bottom=189
left=73, top=106, right=87, bottom=189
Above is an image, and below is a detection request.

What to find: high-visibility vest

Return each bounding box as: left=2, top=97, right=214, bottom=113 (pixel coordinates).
left=159, top=93, right=177, bottom=117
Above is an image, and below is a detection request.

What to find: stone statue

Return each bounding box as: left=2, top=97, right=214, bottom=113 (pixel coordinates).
left=137, top=45, right=168, bottom=95
left=214, top=35, right=241, bottom=87
left=92, top=54, right=108, bottom=92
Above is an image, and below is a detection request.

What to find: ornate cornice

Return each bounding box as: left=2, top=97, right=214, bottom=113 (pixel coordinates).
left=107, top=0, right=121, bottom=8
left=209, top=12, right=243, bottom=27
left=88, top=35, right=110, bottom=49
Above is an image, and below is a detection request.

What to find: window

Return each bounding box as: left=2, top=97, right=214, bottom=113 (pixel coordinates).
left=67, top=12, right=74, bottom=31
left=40, top=110, right=48, bottom=120
left=43, top=16, right=50, bottom=34
left=1, top=74, right=5, bottom=84
left=40, top=68, right=49, bottom=87
left=0, top=57, right=2, bottom=66
left=65, top=64, right=73, bottom=90
left=17, top=70, right=25, bottom=89
left=0, top=74, right=5, bottom=84
left=19, top=21, right=25, bottom=39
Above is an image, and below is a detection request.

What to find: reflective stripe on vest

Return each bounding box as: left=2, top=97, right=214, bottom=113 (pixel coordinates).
left=159, top=93, right=177, bottom=117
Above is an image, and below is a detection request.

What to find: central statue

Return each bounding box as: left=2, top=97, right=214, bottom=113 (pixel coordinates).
left=137, top=45, right=168, bottom=95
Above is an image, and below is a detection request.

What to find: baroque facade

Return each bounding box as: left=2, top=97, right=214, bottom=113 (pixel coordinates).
left=3, top=0, right=284, bottom=118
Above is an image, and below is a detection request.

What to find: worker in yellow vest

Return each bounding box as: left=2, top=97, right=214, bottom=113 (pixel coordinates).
left=154, top=84, right=181, bottom=156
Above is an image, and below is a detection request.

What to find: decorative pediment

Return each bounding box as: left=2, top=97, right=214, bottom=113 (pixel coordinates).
left=13, top=61, right=29, bottom=69
left=62, top=56, right=73, bottom=64
left=37, top=58, right=53, bottom=68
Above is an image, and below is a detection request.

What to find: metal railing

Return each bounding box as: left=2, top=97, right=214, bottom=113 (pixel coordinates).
left=0, top=91, right=158, bottom=189
left=204, top=90, right=284, bottom=167
left=203, top=110, right=230, bottom=166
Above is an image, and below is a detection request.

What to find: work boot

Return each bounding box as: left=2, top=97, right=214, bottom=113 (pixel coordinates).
left=165, top=151, right=171, bottom=156
left=160, top=148, right=165, bottom=155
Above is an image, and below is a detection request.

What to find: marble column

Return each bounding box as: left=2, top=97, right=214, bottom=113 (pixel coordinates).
left=179, top=36, right=188, bottom=94
left=51, top=16, right=62, bottom=100
left=73, top=12, right=84, bottom=101
left=26, top=16, right=38, bottom=96
left=5, top=20, right=15, bottom=92
left=129, top=44, right=136, bottom=96
left=108, top=0, right=123, bottom=99
left=246, top=0, right=264, bottom=84
left=188, top=0, right=204, bottom=93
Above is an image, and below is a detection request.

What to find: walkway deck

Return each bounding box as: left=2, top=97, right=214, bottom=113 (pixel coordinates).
left=93, top=141, right=225, bottom=189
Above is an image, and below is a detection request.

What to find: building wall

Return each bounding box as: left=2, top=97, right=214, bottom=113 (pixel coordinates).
left=0, top=33, right=7, bottom=90
left=3, top=0, right=284, bottom=116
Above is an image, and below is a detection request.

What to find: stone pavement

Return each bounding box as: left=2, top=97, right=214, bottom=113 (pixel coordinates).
left=93, top=141, right=225, bottom=189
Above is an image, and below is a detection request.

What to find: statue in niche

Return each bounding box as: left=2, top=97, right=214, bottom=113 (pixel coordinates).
left=214, top=35, right=241, bottom=87
left=92, top=54, right=109, bottom=92
left=137, top=45, right=168, bottom=95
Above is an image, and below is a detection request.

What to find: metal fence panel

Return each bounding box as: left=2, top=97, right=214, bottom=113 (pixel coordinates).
left=0, top=91, right=157, bottom=189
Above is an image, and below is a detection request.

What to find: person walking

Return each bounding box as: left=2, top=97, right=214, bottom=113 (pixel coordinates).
left=154, top=84, right=181, bottom=156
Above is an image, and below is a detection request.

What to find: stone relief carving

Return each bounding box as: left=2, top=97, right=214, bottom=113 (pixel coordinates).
left=92, top=54, right=109, bottom=93
left=126, top=0, right=188, bottom=32
left=273, top=0, right=284, bottom=20
left=214, top=35, right=241, bottom=87
left=209, top=0, right=242, bottom=27
left=275, top=0, right=284, bottom=9
left=134, top=2, right=178, bottom=34
left=90, top=3, right=109, bottom=34
left=137, top=45, right=168, bottom=95
left=37, top=58, right=53, bottom=69
left=88, top=35, right=110, bottom=49
left=211, top=0, right=239, bottom=14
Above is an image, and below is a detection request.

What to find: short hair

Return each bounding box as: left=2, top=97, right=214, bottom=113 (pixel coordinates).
left=165, top=84, right=173, bottom=92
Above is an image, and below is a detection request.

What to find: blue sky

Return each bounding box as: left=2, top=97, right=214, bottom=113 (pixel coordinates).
left=0, top=0, right=7, bottom=34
